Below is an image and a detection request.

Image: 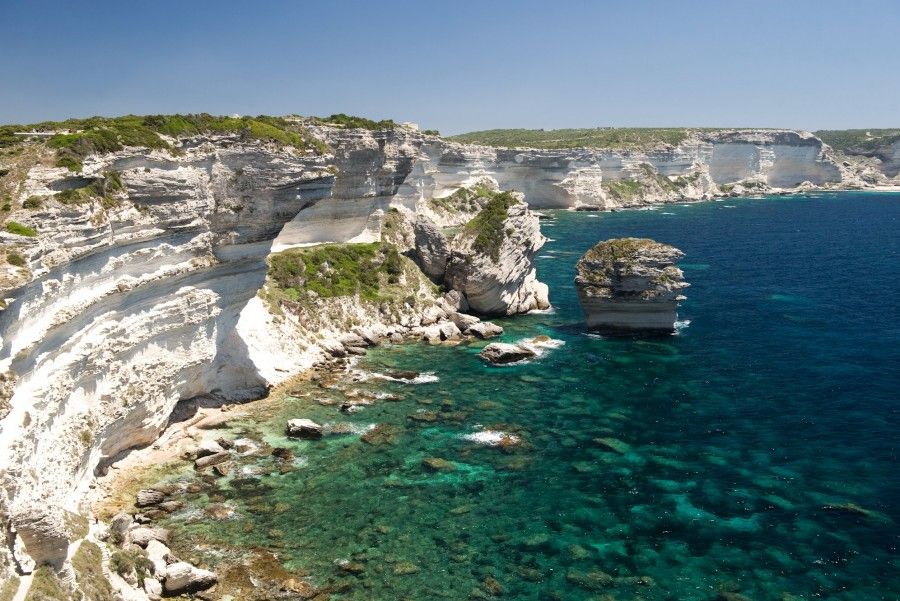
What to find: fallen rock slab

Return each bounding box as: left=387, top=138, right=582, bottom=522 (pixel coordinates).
left=196, top=438, right=225, bottom=458
left=163, top=561, right=217, bottom=594
left=286, top=418, right=323, bottom=439
left=130, top=527, right=170, bottom=548
left=466, top=321, right=503, bottom=339
left=194, top=451, right=231, bottom=470
left=136, top=489, right=167, bottom=507
left=479, top=342, right=536, bottom=364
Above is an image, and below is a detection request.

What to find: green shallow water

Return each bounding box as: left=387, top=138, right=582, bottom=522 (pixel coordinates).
left=153, top=193, right=899, bottom=600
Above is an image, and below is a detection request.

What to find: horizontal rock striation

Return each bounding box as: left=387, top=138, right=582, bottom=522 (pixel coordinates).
left=400, top=129, right=845, bottom=210
left=443, top=192, right=550, bottom=315
left=575, top=238, right=688, bottom=333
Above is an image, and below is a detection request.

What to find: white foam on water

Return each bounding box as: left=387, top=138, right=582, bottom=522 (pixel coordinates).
left=674, top=319, right=691, bottom=333
left=461, top=429, right=521, bottom=446
left=372, top=371, right=439, bottom=384
left=517, top=336, right=565, bottom=358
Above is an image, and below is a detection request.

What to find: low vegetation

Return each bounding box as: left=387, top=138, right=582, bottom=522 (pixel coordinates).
left=72, top=541, right=114, bottom=601
left=23, top=566, right=66, bottom=601
left=638, top=163, right=701, bottom=193
left=268, top=242, right=405, bottom=302
left=5, top=251, right=24, bottom=267
left=430, top=182, right=496, bottom=214
left=5, top=221, right=37, bottom=237
left=3, top=113, right=326, bottom=173
left=55, top=171, right=124, bottom=207
left=815, top=129, right=900, bottom=153
left=312, top=113, right=396, bottom=130
left=463, top=191, right=520, bottom=261
left=449, top=127, right=698, bottom=150
left=0, top=577, right=20, bottom=601
left=602, top=179, right=643, bottom=202
left=109, top=549, right=153, bottom=588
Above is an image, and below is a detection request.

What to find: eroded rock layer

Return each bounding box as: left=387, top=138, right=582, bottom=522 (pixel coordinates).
left=575, top=238, right=688, bottom=332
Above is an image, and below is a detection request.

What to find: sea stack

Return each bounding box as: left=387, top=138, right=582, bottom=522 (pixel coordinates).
left=574, top=238, right=688, bottom=333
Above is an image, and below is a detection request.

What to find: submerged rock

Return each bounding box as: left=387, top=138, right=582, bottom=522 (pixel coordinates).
left=479, top=342, right=536, bottom=364
left=361, top=423, right=401, bottom=445
left=286, top=418, right=324, bottom=439
left=575, top=237, right=688, bottom=333
left=593, top=437, right=632, bottom=455
left=422, top=457, right=457, bottom=472
left=194, top=451, right=231, bottom=470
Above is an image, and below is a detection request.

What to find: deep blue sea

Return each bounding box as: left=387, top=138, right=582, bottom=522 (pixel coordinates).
left=155, top=193, right=900, bottom=600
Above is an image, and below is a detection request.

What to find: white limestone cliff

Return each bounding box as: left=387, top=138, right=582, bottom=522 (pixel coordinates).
left=0, top=122, right=863, bottom=592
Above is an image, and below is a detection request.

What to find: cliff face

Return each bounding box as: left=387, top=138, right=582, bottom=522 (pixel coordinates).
left=0, top=136, right=338, bottom=577
left=0, top=122, right=858, bottom=579
left=444, top=193, right=550, bottom=315
left=400, top=129, right=844, bottom=210
left=815, top=129, right=900, bottom=184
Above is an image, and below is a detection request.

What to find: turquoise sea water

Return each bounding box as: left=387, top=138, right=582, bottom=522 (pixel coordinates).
left=157, top=193, right=899, bottom=600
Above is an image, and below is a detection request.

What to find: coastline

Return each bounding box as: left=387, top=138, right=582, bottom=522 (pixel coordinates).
left=83, top=191, right=900, bottom=601
left=89, top=186, right=900, bottom=509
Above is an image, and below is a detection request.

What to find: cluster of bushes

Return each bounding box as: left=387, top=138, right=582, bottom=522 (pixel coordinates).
left=109, top=549, right=153, bottom=588
left=463, top=191, right=520, bottom=261
left=3, top=113, right=326, bottom=172
left=430, top=183, right=497, bottom=216
left=268, top=242, right=405, bottom=303
left=313, top=113, right=396, bottom=130
left=55, top=171, right=124, bottom=207
left=815, top=128, right=900, bottom=153
left=5, top=221, right=36, bottom=237
left=601, top=179, right=643, bottom=201
left=449, top=127, right=693, bottom=150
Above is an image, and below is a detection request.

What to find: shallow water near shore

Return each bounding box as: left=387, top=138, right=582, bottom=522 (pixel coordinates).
left=149, top=193, right=899, bottom=600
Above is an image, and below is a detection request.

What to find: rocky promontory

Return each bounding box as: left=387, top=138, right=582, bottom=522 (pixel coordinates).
left=443, top=191, right=550, bottom=315
left=575, top=238, right=688, bottom=332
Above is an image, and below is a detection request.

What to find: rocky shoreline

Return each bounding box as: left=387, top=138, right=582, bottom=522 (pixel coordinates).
left=1, top=117, right=898, bottom=598
left=88, top=330, right=529, bottom=600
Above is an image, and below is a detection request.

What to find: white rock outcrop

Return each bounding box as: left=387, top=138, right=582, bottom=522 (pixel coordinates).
left=444, top=193, right=550, bottom=315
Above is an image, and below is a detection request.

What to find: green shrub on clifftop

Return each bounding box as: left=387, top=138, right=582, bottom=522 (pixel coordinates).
left=449, top=127, right=694, bottom=150
left=313, top=113, right=396, bottom=130
left=268, top=242, right=405, bottom=302
left=463, top=191, right=519, bottom=261
left=15, top=113, right=324, bottom=172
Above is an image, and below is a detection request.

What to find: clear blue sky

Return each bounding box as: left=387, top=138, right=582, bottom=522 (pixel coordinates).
left=1, top=0, right=898, bottom=134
